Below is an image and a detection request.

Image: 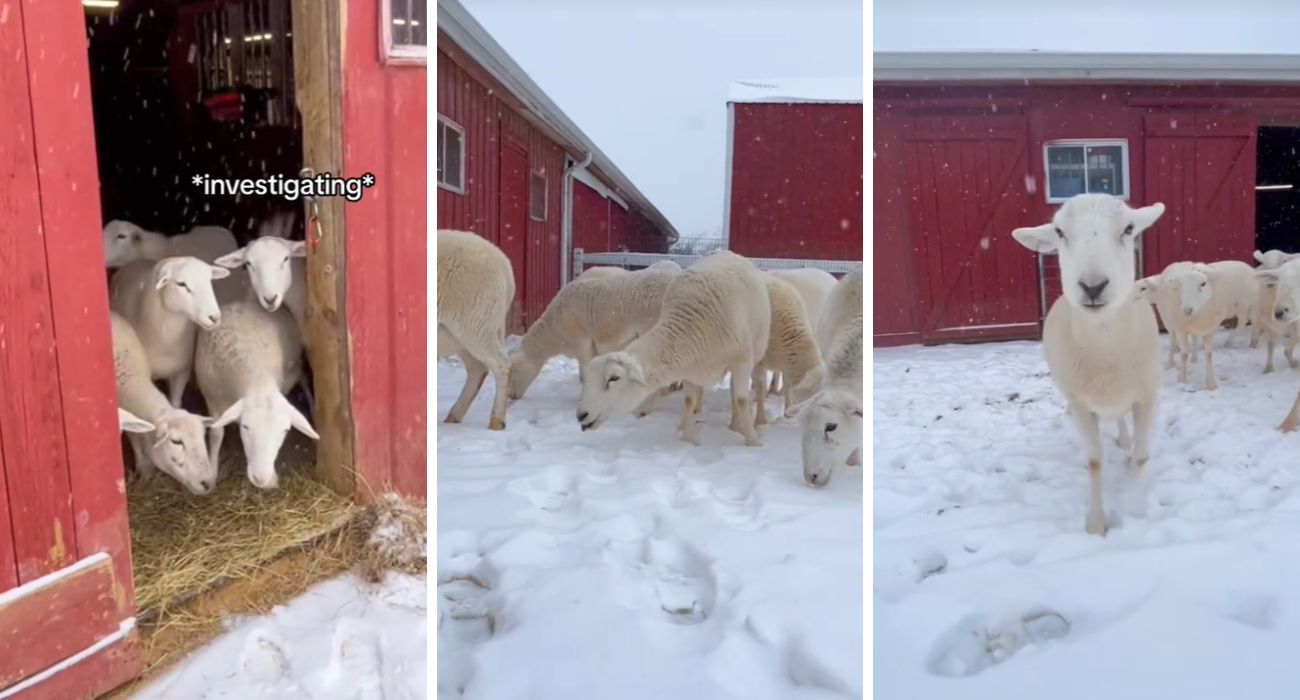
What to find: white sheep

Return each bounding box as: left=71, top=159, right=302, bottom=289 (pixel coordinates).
left=1255, top=259, right=1300, bottom=431
left=753, top=274, right=825, bottom=426
left=103, top=220, right=239, bottom=268
left=195, top=301, right=318, bottom=490
left=576, top=250, right=771, bottom=446
left=647, top=259, right=683, bottom=272
left=1135, top=271, right=1199, bottom=371
left=438, top=230, right=514, bottom=430
left=1254, top=249, right=1300, bottom=270
left=1161, top=260, right=1257, bottom=389
left=799, top=265, right=863, bottom=487
left=118, top=407, right=155, bottom=434
left=1010, top=193, right=1167, bottom=536
left=214, top=236, right=307, bottom=336
left=766, top=268, right=838, bottom=394
left=1251, top=276, right=1299, bottom=374
left=508, top=266, right=680, bottom=399
left=109, top=256, right=231, bottom=406
left=576, top=266, right=629, bottom=280
left=111, top=312, right=216, bottom=494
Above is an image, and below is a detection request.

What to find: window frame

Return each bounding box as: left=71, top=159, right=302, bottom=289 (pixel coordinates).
left=529, top=169, right=548, bottom=222
left=437, top=115, right=466, bottom=195
left=380, top=0, right=428, bottom=65
left=1042, top=139, right=1130, bottom=204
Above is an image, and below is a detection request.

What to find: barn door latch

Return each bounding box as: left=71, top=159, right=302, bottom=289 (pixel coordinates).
left=299, top=167, right=325, bottom=251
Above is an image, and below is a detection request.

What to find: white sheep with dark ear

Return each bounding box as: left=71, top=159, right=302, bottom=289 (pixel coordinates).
left=1009, top=193, right=1166, bottom=536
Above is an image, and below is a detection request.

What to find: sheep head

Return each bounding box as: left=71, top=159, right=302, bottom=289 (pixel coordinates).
left=211, top=392, right=319, bottom=490
left=1258, top=259, right=1300, bottom=323
left=1254, top=249, right=1300, bottom=270
left=1132, top=275, right=1161, bottom=305
left=1167, top=264, right=1213, bottom=317
left=154, top=256, right=230, bottom=330
left=799, top=383, right=862, bottom=487
left=577, top=351, right=653, bottom=432
left=216, top=236, right=305, bottom=312
left=103, top=220, right=149, bottom=268
left=148, top=408, right=218, bottom=495
left=506, top=348, right=544, bottom=401
left=1011, top=193, right=1165, bottom=318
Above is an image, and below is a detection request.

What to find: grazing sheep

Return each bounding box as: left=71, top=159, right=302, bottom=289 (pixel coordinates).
left=1010, top=193, right=1167, bottom=536
left=508, top=266, right=680, bottom=400
left=576, top=250, right=771, bottom=446
left=438, top=230, right=514, bottom=430
left=103, top=220, right=238, bottom=268
left=766, top=268, right=838, bottom=394
left=1255, top=260, right=1300, bottom=431
left=110, top=256, right=231, bottom=406
left=800, top=265, right=863, bottom=487
left=111, top=312, right=216, bottom=495
left=1162, top=260, right=1257, bottom=389
left=753, top=274, right=825, bottom=425
left=195, top=301, right=317, bottom=490
left=118, top=407, right=155, bottom=434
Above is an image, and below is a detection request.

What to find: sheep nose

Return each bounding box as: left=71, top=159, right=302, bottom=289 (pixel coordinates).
left=577, top=411, right=589, bottom=422
left=1078, top=278, right=1109, bottom=303
left=199, top=479, right=212, bottom=491
left=1278, top=308, right=1289, bottom=320
left=207, top=314, right=220, bottom=325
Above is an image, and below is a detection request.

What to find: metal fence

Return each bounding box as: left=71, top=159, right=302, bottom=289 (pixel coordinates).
left=572, top=248, right=861, bottom=278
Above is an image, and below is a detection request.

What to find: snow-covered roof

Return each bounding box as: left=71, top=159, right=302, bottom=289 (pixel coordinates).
left=727, top=79, right=864, bottom=105
left=875, top=51, right=1300, bottom=83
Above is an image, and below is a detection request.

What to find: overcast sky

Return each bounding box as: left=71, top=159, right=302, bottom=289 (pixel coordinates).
left=461, top=0, right=863, bottom=237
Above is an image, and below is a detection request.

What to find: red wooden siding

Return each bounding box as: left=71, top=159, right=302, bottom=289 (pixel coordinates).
left=872, top=109, right=920, bottom=346
left=343, top=0, right=427, bottom=500
left=728, top=103, right=863, bottom=260
left=572, top=180, right=612, bottom=253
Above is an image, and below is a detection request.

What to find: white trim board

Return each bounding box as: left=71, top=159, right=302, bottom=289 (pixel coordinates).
left=572, top=168, right=628, bottom=210
left=874, top=51, right=1300, bottom=83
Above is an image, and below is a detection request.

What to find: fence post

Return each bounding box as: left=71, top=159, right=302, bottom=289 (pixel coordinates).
left=573, top=248, right=585, bottom=280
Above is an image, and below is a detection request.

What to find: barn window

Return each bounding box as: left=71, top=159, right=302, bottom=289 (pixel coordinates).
left=438, top=116, right=465, bottom=193
left=1043, top=140, right=1129, bottom=203
left=530, top=170, right=547, bottom=221
left=381, top=0, right=428, bottom=64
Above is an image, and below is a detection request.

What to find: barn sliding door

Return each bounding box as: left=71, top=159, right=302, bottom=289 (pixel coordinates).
left=499, top=138, right=530, bottom=333
left=1143, top=113, right=1257, bottom=274
left=903, top=113, right=1039, bottom=343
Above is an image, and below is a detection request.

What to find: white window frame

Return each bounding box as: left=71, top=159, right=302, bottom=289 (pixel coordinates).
left=380, top=0, right=428, bottom=65
left=530, top=170, right=548, bottom=222
left=438, top=115, right=466, bottom=195
left=1042, top=139, right=1130, bottom=204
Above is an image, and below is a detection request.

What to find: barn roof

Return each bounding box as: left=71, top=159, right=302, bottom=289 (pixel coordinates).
left=727, top=79, right=864, bottom=105
left=875, top=51, right=1300, bottom=83
left=437, top=0, right=679, bottom=242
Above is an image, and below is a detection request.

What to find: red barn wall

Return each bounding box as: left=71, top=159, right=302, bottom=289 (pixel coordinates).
left=872, top=82, right=1300, bottom=347
left=728, top=103, right=864, bottom=260
left=572, top=180, right=612, bottom=253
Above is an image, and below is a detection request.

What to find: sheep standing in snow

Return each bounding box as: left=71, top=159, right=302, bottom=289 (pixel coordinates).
left=1255, top=259, right=1300, bottom=431
left=1161, top=260, right=1257, bottom=389
left=438, top=230, right=514, bottom=430
left=1249, top=249, right=1300, bottom=348
left=800, top=265, right=863, bottom=487
left=753, top=274, right=825, bottom=425
left=766, top=267, right=838, bottom=394
left=195, top=301, right=318, bottom=489
left=110, top=256, right=231, bottom=406
left=103, top=220, right=238, bottom=267
left=576, top=250, right=771, bottom=446
left=1251, top=274, right=1299, bottom=374
left=1010, top=193, right=1167, bottom=536
left=111, top=312, right=216, bottom=494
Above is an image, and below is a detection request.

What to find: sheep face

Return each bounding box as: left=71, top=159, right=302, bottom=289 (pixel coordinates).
left=212, top=392, right=319, bottom=490
left=1012, top=194, right=1165, bottom=317
left=1258, top=260, right=1300, bottom=323
left=1254, top=249, right=1300, bottom=270
left=577, top=352, right=654, bottom=431
left=215, top=237, right=305, bottom=312
left=118, top=407, right=155, bottom=434
left=148, top=410, right=217, bottom=495
left=800, top=384, right=863, bottom=487
left=506, top=350, right=543, bottom=401
left=103, top=220, right=146, bottom=267
left=1168, top=266, right=1213, bottom=316
left=154, top=257, right=231, bottom=330
left=1133, top=276, right=1161, bottom=305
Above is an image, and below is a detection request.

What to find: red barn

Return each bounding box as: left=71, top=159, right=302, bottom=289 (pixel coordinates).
left=436, top=0, right=678, bottom=332
left=874, top=51, right=1300, bottom=347
left=724, top=79, right=864, bottom=261
left=0, top=0, right=425, bottom=696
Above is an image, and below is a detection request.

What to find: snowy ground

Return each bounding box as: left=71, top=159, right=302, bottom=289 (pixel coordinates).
left=436, top=355, right=863, bottom=700
left=135, top=572, right=426, bottom=699
left=875, top=338, right=1300, bottom=699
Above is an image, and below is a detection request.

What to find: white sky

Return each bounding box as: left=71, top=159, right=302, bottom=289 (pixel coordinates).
left=460, top=0, right=864, bottom=237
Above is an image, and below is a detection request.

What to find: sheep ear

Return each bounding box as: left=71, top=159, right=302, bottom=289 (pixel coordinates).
left=288, top=240, right=307, bottom=258
left=1257, top=269, right=1281, bottom=284
left=791, top=364, right=825, bottom=403
left=214, top=248, right=247, bottom=269
left=154, top=269, right=172, bottom=290
left=1011, top=224, right=1058, bottom=255
left=118, top=409, right=155, bottom=434
left=210, top=399, right=244, bottom=429
left=1255, top=250, right=1267, bottom=264
left=283, top=397, right=319, bottom=439
left=209, top=264, right=232, bottom=280
left=1131, top=202, right=1166, bottom=233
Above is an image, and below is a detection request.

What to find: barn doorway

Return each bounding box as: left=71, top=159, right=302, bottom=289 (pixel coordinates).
left=83, top=0, right=354, bottom=622
left=1256, top=126, right=1300, bottom=254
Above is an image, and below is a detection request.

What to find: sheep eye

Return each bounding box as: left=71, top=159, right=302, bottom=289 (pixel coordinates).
left=1054, top=227, right=1065, bottom=239
left=606, top=376, right=621, bottom=387
left=170, top=438, right=183, bottom=446
left=282, top=258, right=290, bottom=267
left=825, top=422, right=838, bottom=433
left=245, top=262, right=253, bottom=270
left=1122, top=223, right=1135, bottom=237
left=177, top=282, right=190, bottom=292
left=117, top=233, right=128, bottom=240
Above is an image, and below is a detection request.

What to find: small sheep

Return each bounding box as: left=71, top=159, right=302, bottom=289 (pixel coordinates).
left=196, top=301, right=318, bottom=490
left=438, top=230, right=514, bottom=430
left=103, top=220, right=238, bottom=268
left=118, top=407, right=155, bottom=434
left=1135, top=272, right=1199, bottom=370
left=800, top=265, right=863, bottom=486
left=576, top=250, right=771, bottom=446
left=753, top=274, right=825, bottom=426
left=1250, top=275, right=1299, bottom=374
left=110, top=256, right=231, bottom=406
left=1255, top=260, right=1300, bottom=431
left=1254, top=249, right=1300, bottom=270
left=766, top=268, right=838, bottom=394
left=1010, top=193, right=1167, bottom=536
left=1162, top=260, right=1257, bottom=389
left=508, top=266, right=680, bottom=400
left=111, top=312, right=216, bottom=495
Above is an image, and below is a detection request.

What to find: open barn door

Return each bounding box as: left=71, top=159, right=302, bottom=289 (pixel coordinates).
left=0, top=1, right=140, bottom=697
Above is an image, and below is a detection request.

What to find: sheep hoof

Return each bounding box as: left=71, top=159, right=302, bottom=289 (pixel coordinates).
left=744, top=437, right=762, bottom=447
left=1084, top=512, right=1108, bottom=536
left=444, top=415, right=462, bottom=425
left=1264, top=365, right=1274, bottom=375
left=1131, top=457, right=1148, bottom=473
left=487, top=418, right=506, bottom=431
left=1279, top=417, right=1300, bottom=433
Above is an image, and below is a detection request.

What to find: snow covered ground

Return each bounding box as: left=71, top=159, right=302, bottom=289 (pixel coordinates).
left=875, top=339, right=1300, bottom=699
left=436, top=354, right=863, bottom=699
left=135, top=572, right=426, bottom=699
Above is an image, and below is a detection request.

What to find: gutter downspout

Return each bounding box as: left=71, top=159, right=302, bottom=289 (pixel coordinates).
left=561, top=151, right=594, bottom=284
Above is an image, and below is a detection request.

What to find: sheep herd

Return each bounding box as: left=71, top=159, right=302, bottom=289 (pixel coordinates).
left=436, top=229, right=865, bottom=487
left=104, top=216, right=318, bottom=495
left=1010, top=192, right=1300, bottom=536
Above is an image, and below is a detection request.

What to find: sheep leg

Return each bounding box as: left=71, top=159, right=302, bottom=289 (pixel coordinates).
left=782, top=382, right=795, bottom=418
left=1279, top=387, right=1300, bottom=432
left=206, top=425, right=225, bottom=472
left=1165, top=330, right=1178, bottom=370
left=1117, top=418, right=1131, bottom=452
left=444, top=352, right=488, bottom=426
left=1288, top=341, right=1298, bottom=369
left=127, top=433, right=155, bottom=481
left=1265, top=333, right=1276, bottom=374
left=1178, top=332, right=1191, bottom=384
left=167, top=370, right=190, bottom=407
left=751, top=366, right=769, bottom=427
left=678, top=384, right=704, bottom=445
left=729, top=363, right=762, bottom=447
left=634, top=387, right=664, bottom=418
left=1066, top=400, right=1107, bottom=536
left=1203, top=334, right=1219, bottom=390
left=457, top=336, right=510, bottom=430
left=767, top=371, right=782, bottom=396
left=1131, top=397, right=1154, bottom=472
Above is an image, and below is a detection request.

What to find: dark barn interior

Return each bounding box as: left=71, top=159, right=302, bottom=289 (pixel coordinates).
left=1255, top=126, right=1300, bottom=254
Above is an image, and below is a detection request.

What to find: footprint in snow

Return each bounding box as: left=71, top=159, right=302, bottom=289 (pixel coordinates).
left=437, top=532, right=501, bottom=648
left=317, top=619, right=385, bottom=700
left=640, top=536, right=719, bottom=625
left=710, top=474, right=767, bottom=531
left=510, top=465, right=581, bottom=514
left=927, top=610, right=1070, bottom=678
left=239, top=627, right=292, bottom=686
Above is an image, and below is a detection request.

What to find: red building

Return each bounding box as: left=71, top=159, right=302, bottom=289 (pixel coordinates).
left=874, top=51, right=1300, bottom=347
left=724, top=79, right=864, bottom=261
left=436, top=0, right=678, bottom=331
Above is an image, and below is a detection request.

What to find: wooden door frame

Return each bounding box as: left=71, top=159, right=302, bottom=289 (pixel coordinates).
left=499, top=134, right=531, bottom=332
